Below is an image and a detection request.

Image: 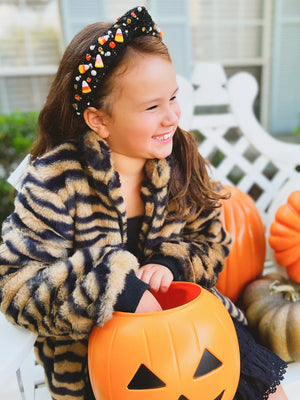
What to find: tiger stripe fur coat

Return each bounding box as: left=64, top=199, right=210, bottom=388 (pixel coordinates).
left=0, top=130, right=237, bottom=399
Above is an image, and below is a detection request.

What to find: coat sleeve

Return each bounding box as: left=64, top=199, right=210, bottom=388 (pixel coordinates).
left=0, top=167, right=139, bottom=339
left=146, top=207, right=231, bottom=289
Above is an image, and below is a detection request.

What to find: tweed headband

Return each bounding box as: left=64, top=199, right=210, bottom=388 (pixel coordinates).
left=72, top=6, right=163, bottom=116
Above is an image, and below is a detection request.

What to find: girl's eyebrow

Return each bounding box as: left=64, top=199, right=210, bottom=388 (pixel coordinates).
left=140, top=86, right=179, bottom=106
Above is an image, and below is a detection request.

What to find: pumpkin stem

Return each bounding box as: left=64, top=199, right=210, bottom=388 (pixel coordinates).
left=269, top=280, right=300, bottom=302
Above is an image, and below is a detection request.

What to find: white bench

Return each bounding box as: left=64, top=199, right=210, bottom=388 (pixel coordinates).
left=178, top=63, right=300, bottom=225
left=1, top=62, right=300, bottom=399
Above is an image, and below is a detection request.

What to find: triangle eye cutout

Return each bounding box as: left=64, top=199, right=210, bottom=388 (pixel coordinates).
left=193, top=349, right=223, bottom=378
left=127, top=364, right=166, bottom=390
left=214, top=390, right=225, bottom=400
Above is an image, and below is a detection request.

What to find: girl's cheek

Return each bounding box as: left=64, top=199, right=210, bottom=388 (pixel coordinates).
left=175, top=104, right=181, bottom=122
left=173, top=99, right=181, bottom=116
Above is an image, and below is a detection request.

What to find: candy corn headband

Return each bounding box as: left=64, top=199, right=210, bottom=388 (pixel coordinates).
left=72, top=6, right=163, bottom=116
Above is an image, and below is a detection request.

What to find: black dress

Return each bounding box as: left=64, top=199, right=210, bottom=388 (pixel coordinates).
left=86, top=216, right=287, bottom=399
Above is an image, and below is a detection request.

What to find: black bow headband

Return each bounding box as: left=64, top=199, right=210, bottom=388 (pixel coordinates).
left=72, top=6, right=163, bottom=116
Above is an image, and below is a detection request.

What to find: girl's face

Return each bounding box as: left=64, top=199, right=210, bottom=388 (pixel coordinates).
left=101, top=53, right=181, bottom=164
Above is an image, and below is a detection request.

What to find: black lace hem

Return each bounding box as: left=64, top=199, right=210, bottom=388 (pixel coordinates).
left=233, top=320, right=287, bottom=400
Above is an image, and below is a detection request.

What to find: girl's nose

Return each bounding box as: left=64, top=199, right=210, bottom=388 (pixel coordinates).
left=162, top=105, right=180, bottom=126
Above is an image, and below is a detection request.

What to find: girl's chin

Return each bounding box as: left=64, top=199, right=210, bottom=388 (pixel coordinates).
left=153, top=145, right=173, bottom=159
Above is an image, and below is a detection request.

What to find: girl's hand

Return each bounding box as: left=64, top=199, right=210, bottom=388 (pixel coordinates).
left=135, top=290, right=162, bottom=313
left=136, top=264, right=173, bottom=293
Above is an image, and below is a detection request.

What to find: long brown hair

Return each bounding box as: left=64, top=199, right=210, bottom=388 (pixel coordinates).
left=31, top=22, right=226, bottom=215
left=31, top=22, right=111, bottom=157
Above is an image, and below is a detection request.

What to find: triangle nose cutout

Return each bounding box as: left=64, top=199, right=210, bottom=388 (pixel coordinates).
left=178, top=396, right=189, bottom=400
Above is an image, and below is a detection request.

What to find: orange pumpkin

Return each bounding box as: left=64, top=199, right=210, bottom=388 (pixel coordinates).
left=269, top=190, right=300, bottom=282
left=216, top=186, right=266, bottom=302
left=88, top=282, right=240, bottom=400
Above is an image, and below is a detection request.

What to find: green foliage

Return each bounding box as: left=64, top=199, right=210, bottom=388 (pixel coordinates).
left=293, top=114, right=300, bottom=138
left=294, top=126, right=300, bottom=135
left=0, top=110, right=39, bottom=228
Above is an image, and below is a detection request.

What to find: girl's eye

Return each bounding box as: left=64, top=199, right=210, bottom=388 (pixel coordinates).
left=170, top=95, right=177, bottom=101
left=146, top=105, right=157, bottom=111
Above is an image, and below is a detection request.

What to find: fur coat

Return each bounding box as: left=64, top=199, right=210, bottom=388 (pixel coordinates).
left=0, top=130, right=238, bottom=399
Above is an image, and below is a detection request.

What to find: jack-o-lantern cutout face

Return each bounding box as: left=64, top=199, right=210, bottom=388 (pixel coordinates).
left=89, top=282, right=240, bottom=400
left=127, top=349, right=225, bottom=400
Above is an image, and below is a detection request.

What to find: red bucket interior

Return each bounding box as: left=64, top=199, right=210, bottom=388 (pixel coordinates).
left=152, top=282, right=201, bottom=311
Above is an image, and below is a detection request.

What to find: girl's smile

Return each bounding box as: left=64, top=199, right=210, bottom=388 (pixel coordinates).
left=151, top=131, right=173, bottom=143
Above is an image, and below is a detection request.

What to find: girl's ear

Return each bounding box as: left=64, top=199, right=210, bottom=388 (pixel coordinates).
left=83, top=107, right=110, bottom=138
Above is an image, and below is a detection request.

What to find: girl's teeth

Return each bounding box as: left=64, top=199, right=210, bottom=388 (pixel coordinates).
left=156, top=133, right=171, bottom=141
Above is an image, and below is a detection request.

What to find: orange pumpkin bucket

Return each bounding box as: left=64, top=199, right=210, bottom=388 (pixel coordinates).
left=88, top=282, right=240, bottom=400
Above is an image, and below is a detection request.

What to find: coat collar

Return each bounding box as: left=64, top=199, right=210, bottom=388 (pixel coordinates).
left=82, top=130, right=171, bottom=190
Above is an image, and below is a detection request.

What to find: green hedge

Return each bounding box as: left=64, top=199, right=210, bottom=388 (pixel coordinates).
left=0, top=111, right=39, bottom=228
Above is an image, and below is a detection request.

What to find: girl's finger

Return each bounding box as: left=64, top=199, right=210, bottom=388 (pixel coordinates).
left=137, top=268, right=155, bottom=284
left=148, top=273, right=162, bottom=293
left=160, top=272, right=173, bottom=292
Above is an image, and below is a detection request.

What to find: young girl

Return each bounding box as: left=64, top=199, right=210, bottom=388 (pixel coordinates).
left=0, top=6, right=287, bottom=400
